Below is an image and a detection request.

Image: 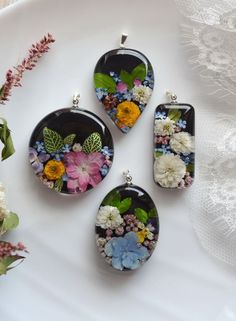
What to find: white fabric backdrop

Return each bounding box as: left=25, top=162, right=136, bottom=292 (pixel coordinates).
left=0, top=1, right=235, bottom=321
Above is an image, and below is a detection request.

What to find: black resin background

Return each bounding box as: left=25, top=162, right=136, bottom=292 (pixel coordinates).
left=94, top=48, right=154, bottom=78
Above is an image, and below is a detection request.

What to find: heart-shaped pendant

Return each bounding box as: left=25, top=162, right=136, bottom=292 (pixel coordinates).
left=94, top=34, right=154, bottom=134
left=29, top=95, right=114, bottom=195
left=96, top=171, right=159, bottom=271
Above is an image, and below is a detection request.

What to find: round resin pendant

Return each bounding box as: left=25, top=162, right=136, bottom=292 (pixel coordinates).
left=95, top=172, right=159, bottom=271
left=29, top=96, right=114, bottom=194
left=94, top=34, right=154, bottom=134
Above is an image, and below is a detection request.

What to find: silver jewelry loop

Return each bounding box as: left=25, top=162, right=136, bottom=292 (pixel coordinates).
left=73, top=93, right=80, bottom=109
left=120, top=33, right=128, bottom=48
left=166, top=90, right=178, bottom=103
left=123, top=170, right=133, bottom=185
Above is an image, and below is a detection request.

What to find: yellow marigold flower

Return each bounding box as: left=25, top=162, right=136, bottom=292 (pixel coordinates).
left=136, top=229, right=148, bottom=243
left=116, top=101, right=141, bottom=127
left=44, top=160, right=65, bottom=180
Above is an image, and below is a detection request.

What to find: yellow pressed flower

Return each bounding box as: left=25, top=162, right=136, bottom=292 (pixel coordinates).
left=44, top=160, right=65, bottom=180
left=116, top=101, right=141, bottom=127
left=136, top=229, right=149, bottom=243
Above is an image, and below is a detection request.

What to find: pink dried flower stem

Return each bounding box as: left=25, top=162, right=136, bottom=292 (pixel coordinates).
left=0, top=33, right=55, bottom=104
left=0, top=241, right=27, bottom=258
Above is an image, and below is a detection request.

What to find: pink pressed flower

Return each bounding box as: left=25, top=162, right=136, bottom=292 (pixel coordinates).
left=134, top=79, right=142, bottom=86
left=64, top=151, right=105, bottom=193
left=116, top=82, right=127, bottom=93
left=0, top=33, right=55, bottom=104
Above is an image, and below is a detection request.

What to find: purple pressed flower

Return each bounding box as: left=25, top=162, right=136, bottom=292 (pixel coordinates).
left=29, top=147, right=50, bottom=175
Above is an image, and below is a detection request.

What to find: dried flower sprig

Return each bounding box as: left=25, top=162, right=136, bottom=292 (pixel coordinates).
left=0, top=33, right=55, bottom=104
left=0, top=33, right=55, bottom=275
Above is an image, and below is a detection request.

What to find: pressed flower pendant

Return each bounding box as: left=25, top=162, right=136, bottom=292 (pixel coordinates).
left=29, top=95, right=114, bottom=194
left=153, top=92, right=195, bottom=189
left=96, top=171, right=159, bottom=271
left=94, top=34, right=154, bottom=134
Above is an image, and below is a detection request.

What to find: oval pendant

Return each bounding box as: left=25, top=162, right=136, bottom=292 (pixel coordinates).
left=94, top=35, right=154, bottom=134
left=95, top=176, right=159, bottom=271
left=29, top=99, right=114, bottom=194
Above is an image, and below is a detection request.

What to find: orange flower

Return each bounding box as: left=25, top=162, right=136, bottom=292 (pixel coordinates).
left=116, top=101, right=141, bottom=127
left=44, top=160, right=65, bottom=180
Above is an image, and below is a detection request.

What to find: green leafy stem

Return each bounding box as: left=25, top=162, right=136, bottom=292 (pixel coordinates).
left=102, top=190, right=158, bottom=224
left=94, top=63, right=147, bottom=93
left=0, top=117, right=15, bottom=161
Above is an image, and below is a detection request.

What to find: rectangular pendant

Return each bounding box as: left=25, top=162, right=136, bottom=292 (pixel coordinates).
left=153, top=103, right=195, bottom=189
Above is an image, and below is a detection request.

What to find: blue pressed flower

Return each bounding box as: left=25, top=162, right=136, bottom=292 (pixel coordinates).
left=101, top=146, right=114, bottom=157
left=104, top=232, right=149, bottom=271
left=123, top=92, right=133, bottom=101
left=34, top=141, right=46, bottom=153
left=181, top=153, right=194, bottom=165
left=120, top=126, right=130, bottom=134
left=109, top=71, right=120, bottom=82
left=177, top=119, right=187, bottom=129
left=62, top=173, right=69, bottom=181
left=100, top=164, right=109, bottom=176
left=51, top=150, right=64, bottom=161
left=62, top=144, right=71, bottom=153
left=114, top=92, right=123, bottom=102
left=139, top=104, right=146, bottom=112
left=107, top=108, right=117, bottom=119
left=155, top=111, right=166, bottom=120
left=95, top=88, right=108, bottom=100
left=156, top=144, right=171, bottom=154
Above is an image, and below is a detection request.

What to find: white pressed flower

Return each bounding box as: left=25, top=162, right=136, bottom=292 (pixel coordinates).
left=96, top=237, right=107, bottom=247
left=72, top=143, right=82, bottom=152
left=0, top=182, right=9, bottom=221
left=96, top=205, right=123, bottom=229
left=169, top=132, right=194, bottom=154
left=154, top=154, right=186, bottom=188
left=154, top=117, right=176, bottom=136
left=132, top=85, right=152, bottom=104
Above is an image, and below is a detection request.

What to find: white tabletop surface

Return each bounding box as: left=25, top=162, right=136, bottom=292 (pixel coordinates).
left=0, top=1, right=235, bottom=321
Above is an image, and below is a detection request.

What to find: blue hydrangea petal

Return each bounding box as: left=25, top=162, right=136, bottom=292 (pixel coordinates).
left=134, top=245, right=149, bottom=260
left=122, top=252, right=140, bottom=270
left=112, top=257, right=123, bottom=270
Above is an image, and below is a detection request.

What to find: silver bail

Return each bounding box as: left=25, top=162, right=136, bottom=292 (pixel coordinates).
left=120, top=33, right=128, bottom=48
left=73, top=93, right=80, bottom=109
left=166, top=90, right=178, bottom=103
left=123, top=170, right=132, bottom=185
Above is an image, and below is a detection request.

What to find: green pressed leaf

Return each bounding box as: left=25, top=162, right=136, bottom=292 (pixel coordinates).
left=64, top=134, right=76, bottom=146
left=134, top=208, right=148, bottom=224
left=1, top=212, right=19, bottom=234
left=117, top=197, right=132, bottom=214
left=94, top=73, right=116, bottom=93
left=187, top=163, right=194, bottom=173
left=154, top=151, right=163, bottom=158
left=0, top=85, right=4, bottom=98
left=120, top=70, right=133, bottom=89
left=0, top=255, right=24, bottom=275
left=131, top=63, right=146, bottom=81
left=54, top=178, right=63, bottom=193
left=148, top=208, right=158, bottom=218
left=43, top=127, right=64, bottom=154
left=82, top=132, right=102, bottom=153
left=0, top=118, right=15, bottom=161
left=102, top=190, right=121, bottom=207
left=167, top=109, right=181, bottom=122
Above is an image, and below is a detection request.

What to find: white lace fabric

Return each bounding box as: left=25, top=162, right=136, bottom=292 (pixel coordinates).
left=175, top=0, right=236, bottom=265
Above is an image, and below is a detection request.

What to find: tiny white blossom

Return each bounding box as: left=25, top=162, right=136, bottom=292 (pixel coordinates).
left=154, top=117, right=176, bottom=136
left=154, top=154, right=186, bottom=188
left=132, top=85, right=152, bottom=105
left=170, top=132, right=194, bottom=154
left=96, top=205, right=123, bottom=229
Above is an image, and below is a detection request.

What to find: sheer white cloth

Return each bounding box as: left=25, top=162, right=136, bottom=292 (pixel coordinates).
left=175, top=0, right=236, bottom=265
